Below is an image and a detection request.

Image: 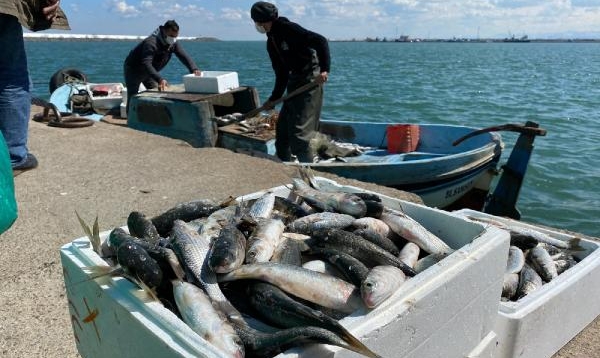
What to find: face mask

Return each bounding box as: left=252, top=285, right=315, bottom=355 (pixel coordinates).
left=165, top=36, right=177, bottom=45
left=255, top=24, right=267, bottom=34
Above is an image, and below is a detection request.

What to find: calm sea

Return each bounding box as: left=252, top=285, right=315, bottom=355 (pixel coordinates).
left=24, top=40, right=600, bottom=236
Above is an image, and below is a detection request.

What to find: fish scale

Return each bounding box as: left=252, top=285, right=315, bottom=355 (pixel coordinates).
left=170, top=220, right=245, bottom=326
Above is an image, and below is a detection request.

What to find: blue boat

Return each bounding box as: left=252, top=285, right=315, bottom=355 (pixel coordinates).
left=219, top=120, right=546, bottom=216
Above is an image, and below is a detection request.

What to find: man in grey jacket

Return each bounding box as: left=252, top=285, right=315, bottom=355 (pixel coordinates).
left=123, top=20, right=202, bottom=113
left=0, top=0, right=69, bottom=174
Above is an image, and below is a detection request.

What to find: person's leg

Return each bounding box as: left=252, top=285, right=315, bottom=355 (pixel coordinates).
left=124, top=65, right=142, bottom=114
left=0, top=14, right=34, bottom=169
left=288, top=82, right=323, bottom=163
left=275, top=106, right=292, bottom=161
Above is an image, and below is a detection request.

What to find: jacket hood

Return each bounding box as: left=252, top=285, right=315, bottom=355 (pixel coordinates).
left=151, top=26, right=170, bottom=47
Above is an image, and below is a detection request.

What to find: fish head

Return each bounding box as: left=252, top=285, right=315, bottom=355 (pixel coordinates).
left=339, top=194, right=367, bottom=218
left=361, top=266, right=405, bottom=308
left=209, top=250, right=239, bottom=273
left=245, top=241, right=271, bottom=264
left=361, top=277, right=382, bottom=308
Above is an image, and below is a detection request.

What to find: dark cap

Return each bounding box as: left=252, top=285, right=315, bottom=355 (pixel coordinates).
left=163, top=20, right=179, bottom=31
left=251, top=2, right=278, bottom=22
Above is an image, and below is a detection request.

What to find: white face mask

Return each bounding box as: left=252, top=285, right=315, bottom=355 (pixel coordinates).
left=166, top=36, right=177, bottom=45
left=255, top=23, right=267, bottom=34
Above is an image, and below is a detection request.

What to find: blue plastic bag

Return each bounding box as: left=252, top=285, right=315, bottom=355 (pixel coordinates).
left=0, top=135, right=17, bottom=234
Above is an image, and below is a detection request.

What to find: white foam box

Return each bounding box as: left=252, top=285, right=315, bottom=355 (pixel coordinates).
left=60, top=177, right=510, bottom=358
left=451, top=209, right=600, bottom=358
left=88, top=83, right=124, bottom=110
left=183, top=71, right=239, bottom=94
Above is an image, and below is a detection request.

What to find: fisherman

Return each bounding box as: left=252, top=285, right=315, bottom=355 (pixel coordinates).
left=123, top=20, right=201, bottom=113
left=250, top=1, right=330, bottom=162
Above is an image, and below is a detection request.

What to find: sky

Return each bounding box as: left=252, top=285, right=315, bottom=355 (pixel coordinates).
left=46, top=0, right=600, bottom=40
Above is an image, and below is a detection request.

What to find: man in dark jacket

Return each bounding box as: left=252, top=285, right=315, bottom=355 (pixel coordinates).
left=251, top=1, right=330, bottom=162
left=123, top=20, right=201, bottom=113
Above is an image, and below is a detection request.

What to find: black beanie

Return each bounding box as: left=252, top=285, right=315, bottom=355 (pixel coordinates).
left=251, top=2, right=278, bottom=22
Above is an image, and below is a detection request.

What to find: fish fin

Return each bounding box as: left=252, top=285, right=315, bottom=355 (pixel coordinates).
left=219, top=196, right=237, bottom=208
left=67, top=265, right=124, bottom=287
left=92, top=216, right=101, bottom=254
left=129, top=275, right=161, bottom=302
left=75, top=211, right=102, bottom=255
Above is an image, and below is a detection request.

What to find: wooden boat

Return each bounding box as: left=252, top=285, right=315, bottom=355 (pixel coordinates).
left=219, top=120, right=503, bottom=210
left=219, top=119, right=547, bottom=217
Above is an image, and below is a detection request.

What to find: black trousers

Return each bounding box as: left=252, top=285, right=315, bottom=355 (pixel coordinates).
left=275, top=71, right=323, bottom=162
left=123, top=64, right=159, bottom=113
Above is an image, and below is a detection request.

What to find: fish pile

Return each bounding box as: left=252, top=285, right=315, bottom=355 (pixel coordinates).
left=81, top=171, right=459, bottom=358
left=466, top=215, right=585, bottom=302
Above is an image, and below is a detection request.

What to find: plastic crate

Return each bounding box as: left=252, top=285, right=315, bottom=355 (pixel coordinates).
left=61, top=177, right=510, bottom=358
left=452, top=209, right=600, bottom=358
left=183, top=71, right=239, bottom=94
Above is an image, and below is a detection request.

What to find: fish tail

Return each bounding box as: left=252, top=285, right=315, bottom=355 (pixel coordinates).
left=567, top=238, right=586, bottom=252
left=336, top=328, right=382, bottom=358
left=298, top=166, right=320, bottom=189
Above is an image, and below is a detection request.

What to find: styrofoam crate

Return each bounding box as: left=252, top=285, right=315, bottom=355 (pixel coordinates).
left=88, top=83, right=124, bottom=110
left=183, top=71, right=239, bottom=94
left=451, top=209, right=600, bottom=358
left=61, top=177, right=510, bottom=358
left=91, top=96, right=122, bottom=110
left=467, top=331, right=498, bottom=358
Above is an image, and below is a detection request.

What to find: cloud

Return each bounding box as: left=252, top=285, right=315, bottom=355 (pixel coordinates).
left=220, top=8, right=246, bottom=21
left=108, top=0, right=140, bottom=17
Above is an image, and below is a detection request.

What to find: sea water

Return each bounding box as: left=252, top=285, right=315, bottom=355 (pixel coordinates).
left=24, top=40, right=600, bottom=236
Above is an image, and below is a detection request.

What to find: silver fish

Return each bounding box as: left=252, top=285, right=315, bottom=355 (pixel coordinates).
left=506, top=246, right=525, bottom=274
left=302, top=259, right=345, bottom=278
left=270, top=238, right=303, bottom=266
left=381, top=209, right=453, bottom=257
left=247, top=191, right=276, bottom=221
left=555, top=258, right=577, bottom=275
left=352, top=217, right=392, bottom=240
left=502, top=273, right=519, bottom=300
left=398, top=242, right=421, bottom=269
left=287, top=212, right=355, bottom=234
left=218, top=262, right=363, bottom=313
left=310, top=229, right=417, bottom=277
left=246, top=218, right=285, bottom=263
left=246, top=282, right=381, bottom=358
left=309, top=247, right=370, bottom=287
left=208, top=224, right=247, bottom=273
left=467, top=215, right=580, bottom=251
left=517, top=263, right=543, bottom=299
left=170, top=220, right=244, bottom=326
left=413, top=254, right=440, bottom=274
left=361, top=265, right=406, bottom=308
left=291, top=178, right=367, bottom=218
left=528, top=245, right=558, bottom=282
left=199, top=205, right=238, bottom=239
left=353, top=228, right=401, bottom=256
left=172, top=280, right=244, bottom=358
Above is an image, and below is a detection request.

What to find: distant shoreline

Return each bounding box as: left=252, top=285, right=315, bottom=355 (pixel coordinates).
left=22, top=33, right=600, bottom=43
left=23, top=33, right=220, bottom=42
